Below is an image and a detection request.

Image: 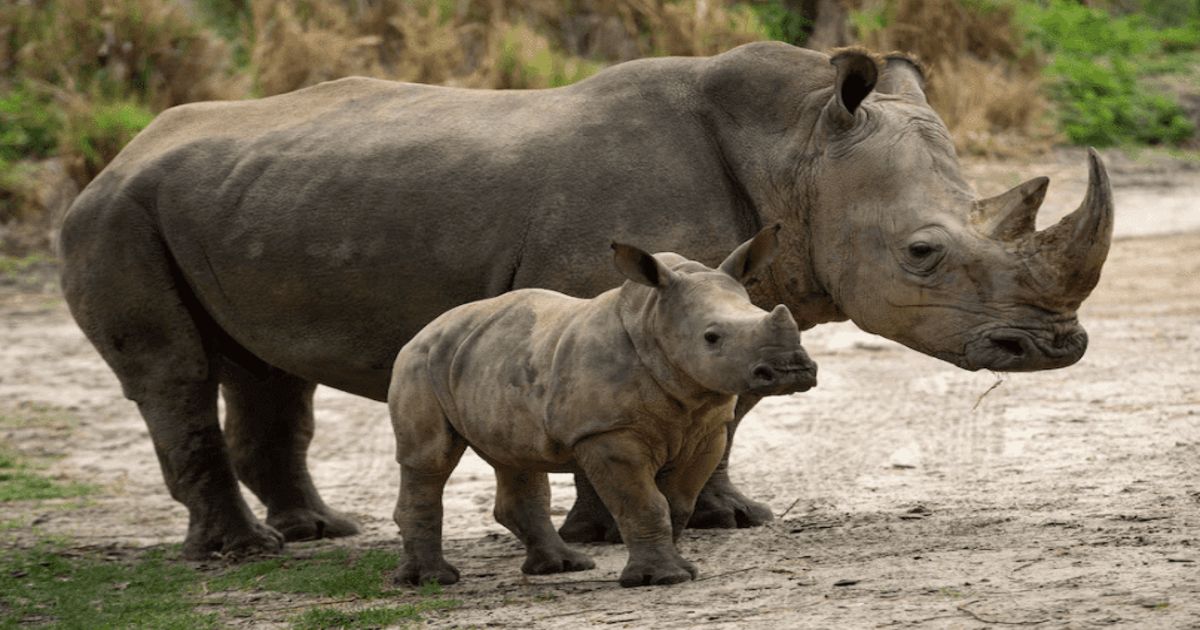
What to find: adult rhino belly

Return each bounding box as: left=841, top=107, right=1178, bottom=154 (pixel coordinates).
left=153, top=138, right=527, bottom=400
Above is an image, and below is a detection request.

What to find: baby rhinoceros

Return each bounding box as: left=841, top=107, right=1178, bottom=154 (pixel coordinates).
left=387, top=225, right=816, bottom=587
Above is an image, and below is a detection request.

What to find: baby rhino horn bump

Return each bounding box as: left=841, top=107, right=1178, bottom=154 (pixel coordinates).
left=1027, top=148, right=1114, bottom=302
left=769, top=304, right=795, bottom=330
left=973, top=176, right=1049, bottom=241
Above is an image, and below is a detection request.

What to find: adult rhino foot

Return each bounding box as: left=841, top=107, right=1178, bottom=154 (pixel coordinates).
left=393, top=558, right=460, bottom=587
left=522, top=546, right=595, bottom=575
left=687, top=482, right=774, bottom=529
left=182, top=520, right=284, bottom=561
left=619, top=553, right=697, bottom=588
left=557, top=508, right=621, bottom=544
left=267, top=506, right=359, bottom=542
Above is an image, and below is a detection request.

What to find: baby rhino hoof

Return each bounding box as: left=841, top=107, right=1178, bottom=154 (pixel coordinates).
left=619, top=555, right=697, bottom=588
left=393, top=559, right=460, bottom=587
left=522, top=547, right=595, bottom=575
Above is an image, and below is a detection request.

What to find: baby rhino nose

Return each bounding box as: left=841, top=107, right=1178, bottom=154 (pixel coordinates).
left=749, top=351, right=817, bottom=394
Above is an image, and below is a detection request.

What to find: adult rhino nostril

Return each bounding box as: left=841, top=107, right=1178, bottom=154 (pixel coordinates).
left=752, top=365, right=775, bottom=382
left=991, top=337, right=1025, bottom=357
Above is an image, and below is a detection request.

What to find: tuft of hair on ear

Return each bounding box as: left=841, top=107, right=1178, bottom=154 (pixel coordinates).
left=883, top=51, right=929, bottom=84
left=828, top=46, right=886, bottom=73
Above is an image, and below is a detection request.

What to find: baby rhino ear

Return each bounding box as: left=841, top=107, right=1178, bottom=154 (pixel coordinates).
left=719, top=224, right=781, bottom=284
left=612, top=242, right=675, bottom=288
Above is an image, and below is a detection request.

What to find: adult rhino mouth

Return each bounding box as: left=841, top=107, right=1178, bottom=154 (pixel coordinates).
left=963, top=326, right=1089, bottom=372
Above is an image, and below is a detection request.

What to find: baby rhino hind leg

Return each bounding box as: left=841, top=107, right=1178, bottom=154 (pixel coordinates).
left=390, top=359, right=466, bottom=586
left=493, top=467, right=594, bottom=575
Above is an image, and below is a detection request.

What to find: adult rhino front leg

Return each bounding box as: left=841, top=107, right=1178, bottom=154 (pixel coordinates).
left=559, top=395, right=769, bottom=542
left=687, top=394, right=773, bottom=528
left=221, top=362, right=359, bottom=541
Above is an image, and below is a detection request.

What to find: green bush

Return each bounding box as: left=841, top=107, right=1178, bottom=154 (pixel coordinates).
left=0, top=86, right=62, bottom=164
left=1018, top=0, right=1195, bottom=146
left=62, top=99, right=156, bottom=182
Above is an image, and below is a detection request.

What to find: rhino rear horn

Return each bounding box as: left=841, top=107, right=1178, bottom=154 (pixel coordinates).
left=876, top=53, right=928, bottom=104
left=827, top=48, right=879, bottom=127
left=720, top=224, right=781, bottom=284
left=1026, top=148, right=1114, bottom=304
left=973, top=176, right=1049, bottom=241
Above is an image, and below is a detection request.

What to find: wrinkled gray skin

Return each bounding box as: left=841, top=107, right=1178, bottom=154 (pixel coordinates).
left=389, top=228, right=816, bottom=587
left=59, top=42, right=1113, bottom=558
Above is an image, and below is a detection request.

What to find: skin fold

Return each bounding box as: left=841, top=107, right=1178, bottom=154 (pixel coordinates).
left=58, top=42, right=1112, bottom=557
left=388, top=229, right=816, bottom=587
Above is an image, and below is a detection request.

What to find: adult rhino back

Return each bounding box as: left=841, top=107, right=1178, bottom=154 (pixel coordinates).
left=69, top=65, right=757, bottom=403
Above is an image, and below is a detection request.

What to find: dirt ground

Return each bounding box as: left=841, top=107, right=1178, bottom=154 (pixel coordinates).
left=2, top=148, right=1198, bottom=627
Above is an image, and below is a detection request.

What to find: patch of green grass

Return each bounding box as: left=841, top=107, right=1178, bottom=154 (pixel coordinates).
left=1016, top=0, right=1197, bottom=147
left=292, top=600, right=460, bottom=630
left=208, top=549, right=400, bottom=599
left=0, top=545, right=218, bottom=629
left=0, top=448, right=96, bottom=502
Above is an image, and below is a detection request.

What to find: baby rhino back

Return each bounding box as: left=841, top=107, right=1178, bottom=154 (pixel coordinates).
left=390, top=289, right=590, bottom=471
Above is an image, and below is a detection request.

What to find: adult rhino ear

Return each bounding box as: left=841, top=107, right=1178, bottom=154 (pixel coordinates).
left=719, top=224, right=781, bottom=284
left=826, top=48, right=880, bottom=128
left=612, top=242, right=675, bottom=288
left=876, top=53, right=928, bottom=105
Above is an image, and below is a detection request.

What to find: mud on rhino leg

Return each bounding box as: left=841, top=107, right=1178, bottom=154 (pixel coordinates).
left=492, top=467, right=594, bottom=575
left=560, top=395, right=771, bottom=542
left=60, top=213, right=281, bottom=560
left=221, top=362, right=358, bottom=542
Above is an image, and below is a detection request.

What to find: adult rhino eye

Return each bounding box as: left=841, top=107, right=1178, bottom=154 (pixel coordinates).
left=908, top=242, right=937, bottom=258
left=704, top=331, right=721, bottom=345
left=905, top=241, right=945, bottom=273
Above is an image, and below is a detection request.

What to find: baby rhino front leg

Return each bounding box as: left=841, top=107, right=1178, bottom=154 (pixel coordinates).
left=493, top=467, right=594, bottom=575
left=576, top=434, right=697, bottom=587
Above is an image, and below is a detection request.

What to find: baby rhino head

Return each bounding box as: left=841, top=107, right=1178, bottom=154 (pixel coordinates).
left=612, top=226, right=817, bottom=397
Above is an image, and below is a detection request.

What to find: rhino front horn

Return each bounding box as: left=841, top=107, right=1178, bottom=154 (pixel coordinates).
left=1027, top=148, right=1114, bottom=305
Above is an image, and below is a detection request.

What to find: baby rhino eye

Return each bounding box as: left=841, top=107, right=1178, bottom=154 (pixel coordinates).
left=704, top=331, right=721, bottom=345
left=908, top=242, right=936, bottom=258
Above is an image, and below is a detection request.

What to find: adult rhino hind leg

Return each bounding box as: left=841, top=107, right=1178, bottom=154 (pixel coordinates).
left=558, top=475, right=622, bottom=544
left=59, top=195, right=282, bottom=560
left=688, top=395, right=774, bottom=529
left=221, top=363, right=359, bottom=542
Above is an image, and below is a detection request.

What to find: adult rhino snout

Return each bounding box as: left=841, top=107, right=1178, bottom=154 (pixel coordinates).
left=748, top=352, right=818, bottom=395
left=965, top=325, right=1089, bottom=372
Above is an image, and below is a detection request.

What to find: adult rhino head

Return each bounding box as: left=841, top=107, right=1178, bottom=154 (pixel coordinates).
left=708, top=46, right=1114, bottom=372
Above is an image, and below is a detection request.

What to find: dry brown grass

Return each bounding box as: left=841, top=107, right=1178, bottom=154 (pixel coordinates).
left=855, top=0, right=1055, bottom=156
left=250, top=0, right=766, bottom=95
left=5, top=0, right=242, bottom=107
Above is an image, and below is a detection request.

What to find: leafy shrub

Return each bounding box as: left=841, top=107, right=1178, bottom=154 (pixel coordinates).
left=1018, top=0, right=1195, bottom=146
left=60, top=99, right=155, bottom=184
left=0, top=86, right=61, bottom=164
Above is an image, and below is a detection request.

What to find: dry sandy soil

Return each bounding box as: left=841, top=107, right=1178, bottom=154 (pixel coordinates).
left=1, top=148, right=1198, bottom=627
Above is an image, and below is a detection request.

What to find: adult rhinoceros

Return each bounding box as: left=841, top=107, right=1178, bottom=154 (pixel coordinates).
left=60, top=43, right=1112, bottom=558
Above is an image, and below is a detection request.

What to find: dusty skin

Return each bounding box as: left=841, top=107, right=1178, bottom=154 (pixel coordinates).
left=1, top=149, right=1198, bottom=626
